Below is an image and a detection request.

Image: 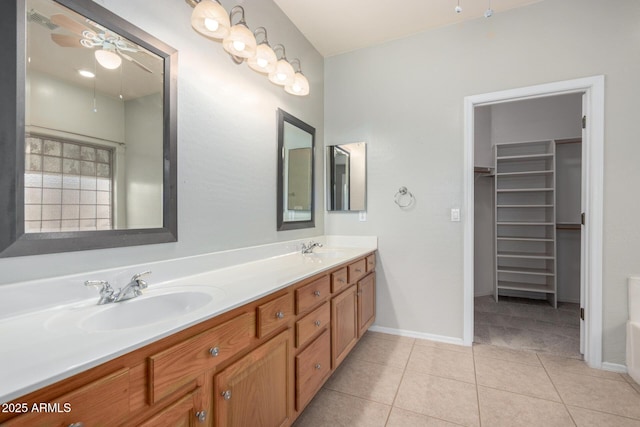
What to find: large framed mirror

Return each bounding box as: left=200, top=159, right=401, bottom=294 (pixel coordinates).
left=0, top=0, right=177, bottom=257
left=327, top=142, right=366, bottom=211
left=277, top=109, right=315, bottom=231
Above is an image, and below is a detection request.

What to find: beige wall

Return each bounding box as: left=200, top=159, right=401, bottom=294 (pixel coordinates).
left=325, top=0, right=640, bottom=364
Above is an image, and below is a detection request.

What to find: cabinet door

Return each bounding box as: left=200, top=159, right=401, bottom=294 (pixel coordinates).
left=215, top=330, right=291, bottom=427
left=139, top=388, right=205, bottom=427
left=331, top=285, right=358, bottom=368
left=358, top=273, right=376, bottom=337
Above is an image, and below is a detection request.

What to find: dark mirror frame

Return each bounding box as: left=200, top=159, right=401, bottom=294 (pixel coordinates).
left=0, top=0, right=178, bottom=258
left=276, top=109, right=315, bottom=231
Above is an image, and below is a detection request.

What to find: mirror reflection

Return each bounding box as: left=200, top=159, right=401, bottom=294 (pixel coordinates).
left=25, top=0, right=164, bottom=233
left=277, top=109, right=315, bottom=230
left=327, top=142, right=366, bottom=211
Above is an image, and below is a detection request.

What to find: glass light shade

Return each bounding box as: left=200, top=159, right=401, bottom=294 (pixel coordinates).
left=248, top=43, right=277, bottom=74
left=268, top=59, right=295, bottom=86
left=285, top=72, right=310, bottom=96
left=222, top=24, right=257, bottom=59
left=191, top=0, right=230, bottom=39
left=95, top=49, right=122, bottom=70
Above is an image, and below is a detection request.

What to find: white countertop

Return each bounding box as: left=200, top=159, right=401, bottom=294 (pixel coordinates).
left=0, top=238, right=376, bottom=403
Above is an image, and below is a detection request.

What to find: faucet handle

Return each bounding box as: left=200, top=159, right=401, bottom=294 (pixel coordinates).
left=85, top=280, right=111, bottom=290
left=131, top=271, right=151, bottom=289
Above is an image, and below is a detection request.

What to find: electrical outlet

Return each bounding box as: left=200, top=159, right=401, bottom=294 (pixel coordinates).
left=359, top=211, right=367, bottom=222
left=451, top=208, right=460, bottom=222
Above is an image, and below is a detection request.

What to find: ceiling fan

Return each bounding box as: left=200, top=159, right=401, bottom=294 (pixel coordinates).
left=49, top=13, right=153, bottom=73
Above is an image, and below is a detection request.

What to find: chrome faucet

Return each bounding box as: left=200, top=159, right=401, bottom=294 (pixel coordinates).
left=85, top=271, right=151, bottom=305
left=301, top=241, right=323, bottom=254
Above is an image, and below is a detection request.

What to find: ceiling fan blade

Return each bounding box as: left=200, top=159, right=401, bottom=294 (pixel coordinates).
left=50, top=33, right=83, bottom=48
left=120, top=53, right=153, bottom=73
left=50, top=13, right=92, bottom=36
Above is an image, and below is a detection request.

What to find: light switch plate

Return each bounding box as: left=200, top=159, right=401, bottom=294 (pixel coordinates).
left=451, top=208, right=460, bottom=222
left=359, top=211, right=367, bottom=221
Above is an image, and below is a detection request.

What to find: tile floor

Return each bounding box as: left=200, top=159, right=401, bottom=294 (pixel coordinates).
left=293, top=331, right=640, bottom=427
left=474, top=295, right=581, bottom=358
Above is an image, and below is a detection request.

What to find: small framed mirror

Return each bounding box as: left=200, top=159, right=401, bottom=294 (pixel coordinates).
left=0, top=0, right=177, bottom=257
left=327, top=142, right=366, bottom=211
left=277, top=109, right=315, bottom=231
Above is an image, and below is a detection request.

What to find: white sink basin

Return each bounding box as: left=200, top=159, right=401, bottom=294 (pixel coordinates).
left=81, top=291, right=214, bottom=331
left=45, top=286, right=225, bottom=332
left=303, top=248, right=354, bottom=259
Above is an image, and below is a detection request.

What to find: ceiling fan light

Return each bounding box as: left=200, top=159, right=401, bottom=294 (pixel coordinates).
left=191, top=0, right=230, bottom=40
left=95, top=49, right=122, bottom=70
left=222, top=24, right=257, bottom=59
left=248, top=43, right=277, bottom=74
left=268, top=59, right=295, bottom=86
left=285, top=72, right=310, bottom=96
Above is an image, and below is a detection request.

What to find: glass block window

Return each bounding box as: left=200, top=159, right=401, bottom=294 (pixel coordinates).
left=24, top=136, right=113, bottom=232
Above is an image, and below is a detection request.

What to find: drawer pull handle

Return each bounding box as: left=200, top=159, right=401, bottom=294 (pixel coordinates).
left=276, top=311, right=285, bottom=319
left=209, top=346, right=220, bottom=357
left=314, top=320, right=321, bottom=327
left=196, top=411, right=207, bottom=423
left=68, top=423, right=84, bottom=427
left=222, top=390, right=232, bottom=400
left=355, top=268, right=362, bottom=273
left=314, top=290, right=321, bottom=297
left=315, top=363, right=322, bottom=370
left=338, top=278, right=346, bottom=283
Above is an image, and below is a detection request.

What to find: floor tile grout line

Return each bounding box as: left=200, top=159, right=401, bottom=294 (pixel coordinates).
left=563, top=402, right=640, bottom=422
left=383, top=338, right=416, bottom=426
left=472, top=344, right=483, bottom=427
left=536, top=351, right=578, bottom=426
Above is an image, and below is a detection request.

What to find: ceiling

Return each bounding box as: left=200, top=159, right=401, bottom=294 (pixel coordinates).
left=272, top=0, right=544, bottom=57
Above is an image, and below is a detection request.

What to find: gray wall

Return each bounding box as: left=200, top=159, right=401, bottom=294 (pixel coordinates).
left=324, top=0, right=640, bottom=363
left=0, top=0, right=324, bottom=283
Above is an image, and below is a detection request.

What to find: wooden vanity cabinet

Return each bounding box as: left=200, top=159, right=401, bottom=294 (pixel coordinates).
left=1, top=251, right=376, bottom=427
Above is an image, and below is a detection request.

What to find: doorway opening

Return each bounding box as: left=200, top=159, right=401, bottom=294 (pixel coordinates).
left=462, top=76, right=604, bottom=368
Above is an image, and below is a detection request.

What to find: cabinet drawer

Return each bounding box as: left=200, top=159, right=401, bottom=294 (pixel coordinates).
left=257, top=293, right=294, bottom=338
left=366, top=254, right=376, bottom=272
left=331, top=267, right=348, bottom=293
left=149, top=312, right=255, bottom=403
left=348, top=258, right=367, bottom=284
left=296, top=329, right=331, bottom=411
left=4, top=369, right=130, bottom=427
left=296, top=275, right=330, bottom=314
left=296, top=301, right=330, bottom=348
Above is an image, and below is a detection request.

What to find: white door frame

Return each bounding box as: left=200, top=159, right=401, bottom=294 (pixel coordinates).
left=462, top=76, right=605, bottom=368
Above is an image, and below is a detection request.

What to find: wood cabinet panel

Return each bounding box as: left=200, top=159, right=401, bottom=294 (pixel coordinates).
left=295, top=275, right=330, bottom=315
left=295, top=301, right=330, bottom=348
left=257, top=293, right=294, bottom=338
left=4, top=369, right=130, bottom=427
left=214, top=330, right=291, bottom=427
left=138, top=388, right=203, bottom=427
left=331, top=267, right=348, bottom=293
left=347, top=259, right=367, bottom=284
left=358, top=273, right=376, bottom=337
left=149, top=311, right=255, bottom=403
left=366, top=254, right=376, bottom=272
left=331, top=285, right=358, bottom=368
left=295, top=329, right=331, bottom=412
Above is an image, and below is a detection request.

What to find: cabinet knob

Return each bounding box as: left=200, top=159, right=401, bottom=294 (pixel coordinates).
left=314, top=290, right=321, bottom=297
left=314, top=320, right=321, bottom=327
left=338, top=278, right=345, bottom=283
left=221, top=390, right=232, bottom=400
left=68, top=423, right=84, bottom=427
left=276, top=311, right=285, bottom=319
left=355, top=268, right=362, bottom=273
left=209, top=346, right=220, bottom=357
left=196, top=411, right=207, bottom=423
left=315, top=363, right=321, bottom=370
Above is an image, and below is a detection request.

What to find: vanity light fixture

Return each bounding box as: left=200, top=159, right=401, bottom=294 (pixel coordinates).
left=247, top=27, right=277, bottom=74
left=268, top=44, right=295, bottom=86
left=222, top=6, right=257, bottom=61
left=285, top=58, right=310, bottom=96
left=190, top=0, right=230, bottom=39
left=94, top=44, right=122, bottom=70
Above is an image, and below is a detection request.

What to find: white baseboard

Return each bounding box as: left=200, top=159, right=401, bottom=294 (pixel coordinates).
left=601, top=362, right=627, bottom=374
left=369, top=325, right=468, bottom=347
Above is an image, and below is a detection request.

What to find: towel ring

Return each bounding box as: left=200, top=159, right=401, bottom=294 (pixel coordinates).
left=394, top=186, right=415, bottom=208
